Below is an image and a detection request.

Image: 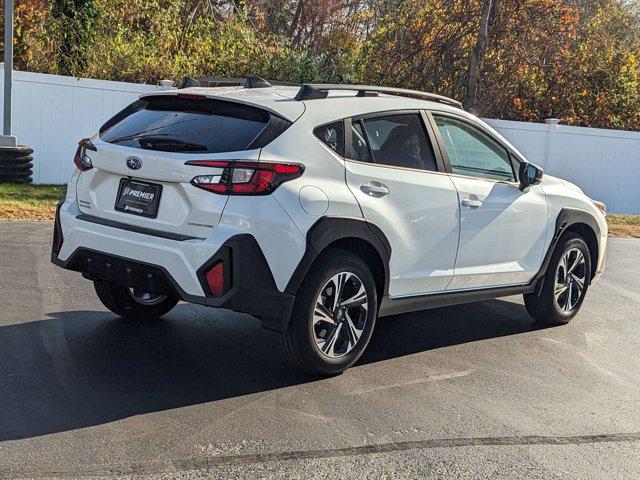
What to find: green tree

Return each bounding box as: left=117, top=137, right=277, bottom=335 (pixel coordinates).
left=50, top=0, right=99, bottom=76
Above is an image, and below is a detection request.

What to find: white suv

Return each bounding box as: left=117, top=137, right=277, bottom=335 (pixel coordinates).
left=52, top=77, right=608, bottom=375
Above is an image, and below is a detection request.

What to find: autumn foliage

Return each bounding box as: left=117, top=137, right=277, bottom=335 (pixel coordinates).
left=3, top=0, right=640, bottom=130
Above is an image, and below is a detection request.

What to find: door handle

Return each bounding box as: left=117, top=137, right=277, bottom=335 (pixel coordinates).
left=461, top=197, right=483, bottom=208
left=361, top=181, right=389, bottom=198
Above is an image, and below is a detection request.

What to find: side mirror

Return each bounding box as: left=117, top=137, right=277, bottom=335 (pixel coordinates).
left=519, top=162, right=543, bottom=191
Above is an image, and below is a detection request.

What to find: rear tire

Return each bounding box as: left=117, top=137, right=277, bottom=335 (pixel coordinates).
left=0, top=169, right=33, bottom=177
left=0, top=176, right=32, bottom=184
left=278, top=249, right=378, bottom=376
left=524, top=233, right=591, bottom=325
left=0, top=146, right=33, bottom=157
left=0, top=155, right=33, bottom=166
left=94, top=279, right=179, bottom=320
left=0, top=163, right=32, bottom=174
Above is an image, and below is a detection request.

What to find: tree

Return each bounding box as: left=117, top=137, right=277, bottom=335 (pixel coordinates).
left=4, top=0, right=640, bottom=130
left=50, top=0, right=99, bottom=76
left=465, top=0, right=494, bottom=112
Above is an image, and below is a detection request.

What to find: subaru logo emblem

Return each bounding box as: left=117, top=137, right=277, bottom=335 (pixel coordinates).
left=126, top=157, right=142, bottom=170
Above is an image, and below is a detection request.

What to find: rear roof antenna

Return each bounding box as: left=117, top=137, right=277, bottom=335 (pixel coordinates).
left=244, top=76, right=272, bottom=89
left=294, top=85, right=328, bottom=101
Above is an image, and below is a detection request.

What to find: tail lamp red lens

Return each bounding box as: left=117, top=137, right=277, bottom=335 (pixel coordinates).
left=74, top=138, right=97, bottom=172
left=205, top=261, right=225, bottom=296
left=186, top=160, right=304, bottom=195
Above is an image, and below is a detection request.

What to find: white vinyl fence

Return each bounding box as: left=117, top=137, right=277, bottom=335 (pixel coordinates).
left=1, top=67, right=639, bottom=213
left=0, top=68, right=167, bottom=186
left=485, top=119, right=640, bottom=214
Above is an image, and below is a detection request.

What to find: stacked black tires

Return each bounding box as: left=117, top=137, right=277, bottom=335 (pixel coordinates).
left=0, top=146, right=33, bottom=184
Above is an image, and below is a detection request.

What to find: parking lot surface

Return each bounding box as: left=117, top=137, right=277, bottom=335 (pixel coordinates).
left=1, top=222, right=639, bottom=479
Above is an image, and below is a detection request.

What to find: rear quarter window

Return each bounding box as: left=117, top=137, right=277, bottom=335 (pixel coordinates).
left=313, top=121, right=344, bottom=156
left=100, top=95, right=290, bottom=154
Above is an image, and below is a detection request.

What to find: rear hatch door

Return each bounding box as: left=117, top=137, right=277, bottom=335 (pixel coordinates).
left=75, top=93, right=290, bottom=239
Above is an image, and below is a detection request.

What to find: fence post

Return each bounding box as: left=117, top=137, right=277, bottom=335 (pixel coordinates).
left=544, top=118, right=559, bottom=171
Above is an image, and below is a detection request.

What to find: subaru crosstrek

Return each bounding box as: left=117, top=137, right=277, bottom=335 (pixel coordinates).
left=52, top=77, right=608, bottom=375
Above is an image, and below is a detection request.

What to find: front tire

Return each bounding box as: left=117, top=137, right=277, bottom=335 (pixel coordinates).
left=94, top=279, right=179, bottom=320
left=524, top=233, right=591, bottom=325
left=278, top=249, right=378, bottom=376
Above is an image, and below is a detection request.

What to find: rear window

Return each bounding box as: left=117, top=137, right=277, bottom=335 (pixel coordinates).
left=100, top=95, right=289, bottom=153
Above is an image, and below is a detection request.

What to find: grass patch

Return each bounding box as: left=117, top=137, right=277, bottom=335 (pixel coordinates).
left=606, top=214, right=640, bottom=238
left=0, top=185, right=639, bottom=238
left=0, top=184, right=66, bottom=220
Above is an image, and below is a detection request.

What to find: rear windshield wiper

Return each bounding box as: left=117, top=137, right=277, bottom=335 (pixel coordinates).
left=106, top=118, right=197, bottom=144
left=136, top=136, right=208, bottom=152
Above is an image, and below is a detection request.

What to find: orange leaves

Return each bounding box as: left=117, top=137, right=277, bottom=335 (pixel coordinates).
left=5, top=0, right=640, bottom=130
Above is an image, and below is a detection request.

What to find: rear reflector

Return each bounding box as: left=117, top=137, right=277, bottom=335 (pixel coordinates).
left=187, top=160, right=304, bottom=195
left=205, top=261, right=225, bottom=296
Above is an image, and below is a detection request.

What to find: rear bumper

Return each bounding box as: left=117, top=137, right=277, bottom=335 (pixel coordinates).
left=52, top=200, right=295, bottom=330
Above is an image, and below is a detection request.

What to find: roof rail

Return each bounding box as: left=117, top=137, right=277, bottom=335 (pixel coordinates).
left=178, top=76, right=299, bottom=89
left=294, top=84, right=463, bottom=109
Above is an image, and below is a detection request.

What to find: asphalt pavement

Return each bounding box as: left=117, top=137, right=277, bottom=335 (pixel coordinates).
left=0, top=222, right=639, bottom=479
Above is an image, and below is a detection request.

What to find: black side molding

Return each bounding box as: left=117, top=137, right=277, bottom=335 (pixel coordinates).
left=379, top=283, right=535, bottom=317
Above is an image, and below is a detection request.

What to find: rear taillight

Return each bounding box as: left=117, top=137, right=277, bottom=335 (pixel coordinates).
left=74, top=138, right=96, bottom=172
left=187, top=160, right=304, bottom=195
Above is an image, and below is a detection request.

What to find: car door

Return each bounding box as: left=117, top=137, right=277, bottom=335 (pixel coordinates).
left=430, top=113, right=548, bottom=290
left=344, top=111, right=460, bottom=297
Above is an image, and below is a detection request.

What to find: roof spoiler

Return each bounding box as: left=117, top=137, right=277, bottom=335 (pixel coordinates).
left=178, top=76, right=299, bottom=89
left=294, top=84, right=463, bottom=109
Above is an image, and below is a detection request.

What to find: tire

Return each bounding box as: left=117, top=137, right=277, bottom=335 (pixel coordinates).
left=0, top=176, right=32, bottom=184
left=94, top=279, right=179, bottom=320
left=524, top=232, right=591, bottom=325
left=0, top=169, right=33, bottom=177
left=0, top=163, right=32, bottom=174
left=0, top=155, right=33, bottom=166
left=278, top=249, right=378, bottom=376
left=0, top=146, right=33, bottom=157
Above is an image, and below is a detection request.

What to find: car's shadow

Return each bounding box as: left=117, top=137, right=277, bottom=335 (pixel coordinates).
left=0, top=299, right=547, bottom=441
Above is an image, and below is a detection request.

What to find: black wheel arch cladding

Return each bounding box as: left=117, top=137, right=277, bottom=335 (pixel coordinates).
left=533, top=207, right=601, bottom=288
left=284, top=217, right=392, bottom=299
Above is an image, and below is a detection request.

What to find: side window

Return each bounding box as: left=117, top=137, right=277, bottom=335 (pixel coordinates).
left=361, top=114, right=437, bottom=171
left=314, top=121, right=344, bottom=156
left=349, top=120, right=372, bottom=163
left=433, top=115, right=515, bottom=182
